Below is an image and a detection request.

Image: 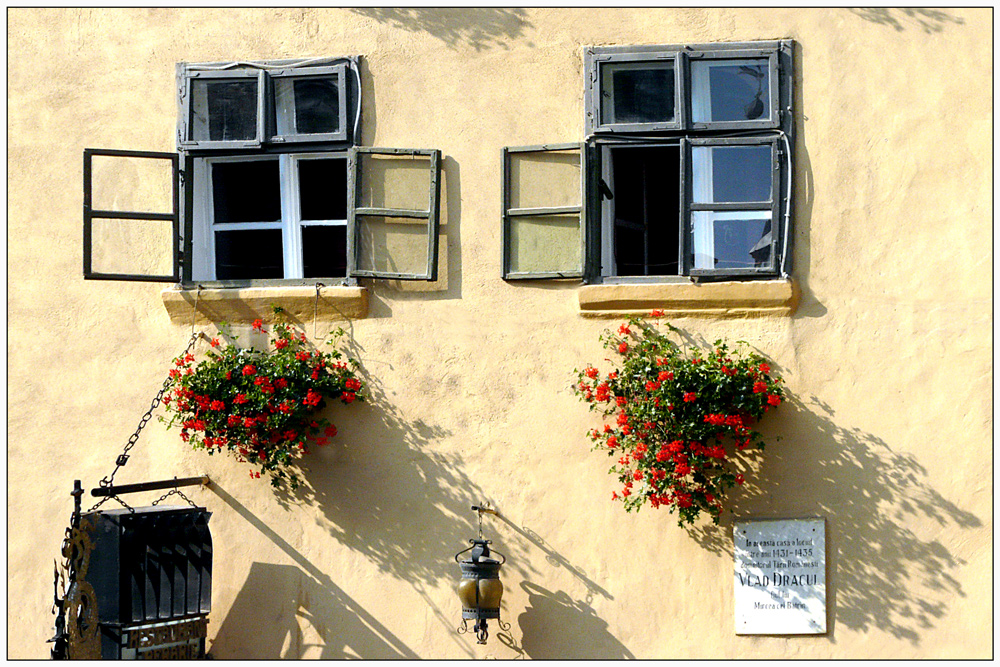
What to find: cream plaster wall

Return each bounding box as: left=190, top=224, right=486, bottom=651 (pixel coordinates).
left=7, top=8, right=992, bottom=659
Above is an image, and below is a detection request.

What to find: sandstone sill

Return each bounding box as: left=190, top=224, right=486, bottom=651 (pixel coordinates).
left=578, top=279, right=799, bottom=318
left=162, top=286, right=369, bottom=325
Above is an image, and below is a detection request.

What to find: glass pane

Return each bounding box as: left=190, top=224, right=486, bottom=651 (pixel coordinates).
left=509, top=214, right=582, bottom=274
left=358, top=154, right=431, bottom=212
left=212, top=160, right=281, bottom=223
left=302, top=225, right=347, bottom=277
left=295, top=77, right=341, bottom=134
left=691, top=145, right=772, bottom=203
left=601, top=61, right=675, bottom=125
left=356, top=216, right=430, bottom=276
left=90, top=155, right=173, bottom=214
left=508, top=151, right=580, bottom=210
left=299, top=158, right=347, bottom=221
left=189, top=78, right=259, bottom=142
left=691, top=59, right=770, bottom=123
left=214, top=229, right=283, bottom=279
left=90, top=217, right=174, bottom=276
left=691, top=211, right=772, bottom=270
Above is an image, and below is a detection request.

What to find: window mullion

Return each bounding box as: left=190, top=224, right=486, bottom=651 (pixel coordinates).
left=281, top=154, right=303, bottom=279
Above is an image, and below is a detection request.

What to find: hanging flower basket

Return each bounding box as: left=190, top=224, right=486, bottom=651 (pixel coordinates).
left=573, top=311, right=785, bottom=526
left=162, top=312, right=363, bottom=488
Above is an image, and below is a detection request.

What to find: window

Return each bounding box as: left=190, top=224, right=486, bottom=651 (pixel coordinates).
left=503, top=40, right=793, bottom=282
left=84, top=57, right=442, bottom=286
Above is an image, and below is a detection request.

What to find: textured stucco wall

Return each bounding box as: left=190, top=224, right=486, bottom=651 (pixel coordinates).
left=7, top=8, right=992, bottom=659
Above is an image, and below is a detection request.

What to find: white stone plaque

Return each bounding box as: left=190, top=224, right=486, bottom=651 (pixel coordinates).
left=734, top=517, right=826, bottom=634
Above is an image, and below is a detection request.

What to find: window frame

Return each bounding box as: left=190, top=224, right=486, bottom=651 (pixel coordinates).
left=570, top=39, right=792, bottom=283
left=348, top=146, right=442, bottom=281
left=270, top=63, right=350, bottom=145
left=686, top=47, right=781, bottom=132
left=682, top=135, right=781, bottom=277
left=82, top=148, right=181, bottom=283
left=179, top=69, right=267, bottom=150
left=189, top=151, right=351, bottom=282
left=501, top=142, right=586, bottom=280
left=587, top=50, right=685, bottom=134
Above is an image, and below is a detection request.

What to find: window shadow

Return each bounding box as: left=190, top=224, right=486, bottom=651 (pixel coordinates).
left=205, top=488, right=419, bottom=659
left=847, top=8, right=966, bottom=33
left=349, top=8, right=534, bottom=51
left=682, top=394, right=980, bottom=645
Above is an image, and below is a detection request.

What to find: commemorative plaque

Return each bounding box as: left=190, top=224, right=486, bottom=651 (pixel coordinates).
left=734, top=517, right=826, bottom=634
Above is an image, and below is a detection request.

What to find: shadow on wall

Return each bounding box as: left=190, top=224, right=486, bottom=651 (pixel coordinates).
left=264, top=333, right=534, bottom=654
left=349, top=7, right=534, bottom=50
left=683, top=395, right=981, bottom=646
left=506, top=583, right=635, bottom=659
left=207, top=488, right=419, bottom=659
left=848, top=8, right=965, bottom=33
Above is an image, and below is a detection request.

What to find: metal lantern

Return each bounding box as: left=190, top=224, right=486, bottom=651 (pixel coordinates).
left=455, top=506, right=507, bottom=644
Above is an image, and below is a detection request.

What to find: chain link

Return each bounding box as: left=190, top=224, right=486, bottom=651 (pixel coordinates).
left=87, top=331, right=204, bottom=513
left=151, top=487, right=198, bottom=509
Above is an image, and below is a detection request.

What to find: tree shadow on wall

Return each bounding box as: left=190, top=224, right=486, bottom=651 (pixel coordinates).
left=683, top=394, right=981, bottom=646
left=848, top=8, right=965, bottom=33
left=506, top=582, right=635, bottom=659
left=349, top=7, right=534, bottom=50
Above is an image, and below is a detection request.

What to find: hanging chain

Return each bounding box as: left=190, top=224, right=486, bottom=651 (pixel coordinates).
left=87, top=331, right=204, bottom=512
left=151, top=487, right=198, bottom=509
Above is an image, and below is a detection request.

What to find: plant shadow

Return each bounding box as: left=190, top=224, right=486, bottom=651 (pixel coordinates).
left=349, top=7, right=534, bottom=51
left=847, top=8, right=966, bottom=33
left=683, top=394, right=980, bottom=645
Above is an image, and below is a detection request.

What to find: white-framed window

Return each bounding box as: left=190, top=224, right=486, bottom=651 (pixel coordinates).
left=503, top=40, right=793, bottom=283
left=190, top=153, right=348, bottom=281
left=83, top=57, right=443, bottom=286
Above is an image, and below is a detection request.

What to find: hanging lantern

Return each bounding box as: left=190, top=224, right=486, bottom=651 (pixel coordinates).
left=455, top=506, right=506, bottom=644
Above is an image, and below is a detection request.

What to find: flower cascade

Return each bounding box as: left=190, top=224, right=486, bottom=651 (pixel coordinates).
left=573, top=312, right=784, bottom=526
left=162, top=314, right=363, bottom=488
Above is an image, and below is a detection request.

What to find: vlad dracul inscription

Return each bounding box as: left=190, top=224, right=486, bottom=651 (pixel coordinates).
left=734, top=518, right=826, bottom=634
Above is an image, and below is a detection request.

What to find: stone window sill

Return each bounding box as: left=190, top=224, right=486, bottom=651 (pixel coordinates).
left=161, top=286, right=368, bottom=325
left=578, top=279, right=798, bottom=318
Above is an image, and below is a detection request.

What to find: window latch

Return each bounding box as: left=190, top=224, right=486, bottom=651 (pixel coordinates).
left=599, top=178, right=614, bottom=201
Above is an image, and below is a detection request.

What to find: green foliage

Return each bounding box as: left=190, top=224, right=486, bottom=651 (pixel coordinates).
left=162, top=315, right=363, bottom=489
left=573, top=313, right=785, bottom=526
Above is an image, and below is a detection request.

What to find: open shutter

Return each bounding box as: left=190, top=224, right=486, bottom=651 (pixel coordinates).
left=502, top=143, right=585, bottom=280
left=83, top=148, right=180, bottom=282
left=347, top=147, right=441, bottom=281
left=682, top=136, right=779, bottom=277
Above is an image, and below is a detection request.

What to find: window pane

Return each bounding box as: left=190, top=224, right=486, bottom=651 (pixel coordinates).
left=691, top=211, right=772, bottom=270
left=508, top=151, right=580, bottom=210
left=295, top=77, right=341, bottom=134
left=691, top=59, right=770, bottom=123
left=691, top=145, right=772, bottom=203
left=275, top=76, right=342, bottom=136
left=358, top=154, right=432, bottom=212
left=90, top=217, right=174, bottom=276
left=90, top=155, right=173, bottom=214
left=302, top=225, right=347, bottom=277
left=601, top=61, right=675, bottom=125
left=299, top=158, right=347, bottom=221
left=355, top=216, right=430, bottom=276
left=509, top=214, right=582, bottom=274
left=189, top=79, right=258, bottom=142
left=212, top=160, right=281, bottom=223
left=214, top=229, right=283, bottom=279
